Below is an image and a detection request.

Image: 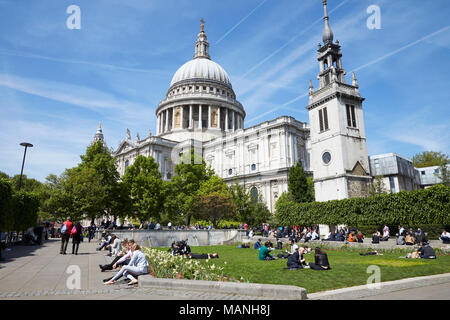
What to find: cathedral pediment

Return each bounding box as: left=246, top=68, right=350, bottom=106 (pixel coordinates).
left=348, top=161, right=368, bottom=176
left=115, top=140, right=136, bottom=155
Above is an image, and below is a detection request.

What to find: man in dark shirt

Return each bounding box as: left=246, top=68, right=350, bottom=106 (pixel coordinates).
left=418, top=242, right=436, bottom=259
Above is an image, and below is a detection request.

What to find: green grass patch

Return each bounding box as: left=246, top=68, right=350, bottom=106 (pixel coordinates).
left=149, top=245, right=450, bottom=293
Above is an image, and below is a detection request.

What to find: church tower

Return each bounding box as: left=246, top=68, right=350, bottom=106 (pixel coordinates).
left=306, top=0, right=371, bottom=201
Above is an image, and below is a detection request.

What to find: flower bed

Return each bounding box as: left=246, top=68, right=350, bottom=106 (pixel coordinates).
left=142, top=247, right=240, bottom=282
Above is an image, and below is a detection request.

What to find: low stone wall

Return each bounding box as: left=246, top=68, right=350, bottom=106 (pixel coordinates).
left=97, top=229, right=246, bottom=248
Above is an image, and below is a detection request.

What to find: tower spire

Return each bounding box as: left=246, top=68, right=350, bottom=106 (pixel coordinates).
left=322, top=0, right=334, bottom=44
left=194, top=18, right=210, bottom=59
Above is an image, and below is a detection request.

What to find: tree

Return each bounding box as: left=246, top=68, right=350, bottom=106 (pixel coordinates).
left=164, top=149, right=214, bottom=225
left=10, top=174, right=43, bottom=192
left=11, top=191, right=39, bottom=232
left=62, top=167, right=106, bottom=221
left=78, top=141, right=122, bottom=219
left=435, top=164, right=450, bottom=187
left=412, top=151, right=449, bottom=168
left=193, top=175, right=235, bottom=228
left=369, top=175, right=389, bottom=196
left=0, top=179, right=14, bottom=232
left=288, top=162, right=314, bottom=203
left=229, top=183, right=271, bottom=227
left=122, top=155, right=163, bottom=222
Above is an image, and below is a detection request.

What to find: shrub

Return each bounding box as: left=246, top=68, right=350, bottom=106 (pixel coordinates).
left=275, top=185, right=450, bottom=227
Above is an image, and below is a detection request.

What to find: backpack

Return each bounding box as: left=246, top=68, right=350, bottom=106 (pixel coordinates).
left=71, top=226, right=78, bottom=236
left=60, top=224, right=67, bottom=234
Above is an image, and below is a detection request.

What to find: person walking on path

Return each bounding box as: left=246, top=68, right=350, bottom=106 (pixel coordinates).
left=88, top=223, right=96, bottom=242
left=60, top=217, right=73, bottom=255
left=71, top=222, right=82, bottom=255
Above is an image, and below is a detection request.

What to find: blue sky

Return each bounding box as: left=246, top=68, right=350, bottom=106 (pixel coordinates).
left=0, top=0, right=449, bottom=182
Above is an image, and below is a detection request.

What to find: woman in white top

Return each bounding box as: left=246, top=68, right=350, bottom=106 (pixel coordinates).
left=104, top=243, right=149, bottom=285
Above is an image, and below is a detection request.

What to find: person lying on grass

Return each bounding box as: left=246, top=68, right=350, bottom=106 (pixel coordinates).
left=360, top=251, right=383, bottom=256
left=184, top=253, right=219, bottom=259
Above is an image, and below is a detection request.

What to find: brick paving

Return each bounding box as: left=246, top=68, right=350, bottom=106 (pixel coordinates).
left=0, top=239, right=270, bottom=300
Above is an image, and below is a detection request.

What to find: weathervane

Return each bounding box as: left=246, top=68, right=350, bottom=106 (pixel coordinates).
left=200, top=18, right=205, bottom=32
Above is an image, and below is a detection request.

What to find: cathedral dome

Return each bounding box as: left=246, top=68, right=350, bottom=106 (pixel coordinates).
left=170, top=58, right=231, bottom=88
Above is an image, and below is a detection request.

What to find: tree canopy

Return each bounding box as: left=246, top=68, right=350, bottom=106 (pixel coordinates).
left=412, top=151, right=449, bottom=168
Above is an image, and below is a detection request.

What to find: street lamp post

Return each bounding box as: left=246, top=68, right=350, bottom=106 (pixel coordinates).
left=19, top=142, right=33, bottom=190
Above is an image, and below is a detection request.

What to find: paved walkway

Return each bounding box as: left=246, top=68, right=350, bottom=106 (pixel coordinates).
left=0, top=239, right=265, bottom=300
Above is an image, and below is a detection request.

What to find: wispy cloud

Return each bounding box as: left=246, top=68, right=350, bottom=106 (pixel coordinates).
left=215, top=0, right=269, bottom=45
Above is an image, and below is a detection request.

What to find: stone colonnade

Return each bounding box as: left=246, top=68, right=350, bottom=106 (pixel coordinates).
left=156, top=104, right=243, bottom=134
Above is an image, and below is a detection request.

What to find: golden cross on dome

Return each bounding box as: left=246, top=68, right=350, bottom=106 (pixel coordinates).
left=200, top=18, right=205, bottom=32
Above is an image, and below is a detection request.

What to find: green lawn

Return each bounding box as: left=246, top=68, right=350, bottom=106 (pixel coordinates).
left=153, top=245, right=450, bottom=293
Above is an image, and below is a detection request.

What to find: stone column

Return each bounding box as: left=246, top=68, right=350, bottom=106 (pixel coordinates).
left=189, top=105, right=193, bottom=129
left=199, top=105, right=202, bottom=129
left=218, top=107, right=221, bottom=130
left=225, top=109, right=229, bottom=131
left=158, top=114, right=161, bottom=134
left=171, top=107, right=175, bottom=130
left=208, top=105, right=211, bottom=128
left=232, top=111, right=235, bottom=131
left=156, top=114, right=159, bottom=135
left=165, top=109, right=169, bottom=132
left=180, top=106, right=184, bottom=129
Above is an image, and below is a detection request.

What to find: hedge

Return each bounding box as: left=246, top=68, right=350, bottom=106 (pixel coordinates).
left=275, top=184, right=450, bottom=227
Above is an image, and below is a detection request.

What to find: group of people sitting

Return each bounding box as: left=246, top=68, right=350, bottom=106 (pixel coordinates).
left=169, top=239, right=219, bottom=259
left=256, top=240, right=331, bottom=271
left=98, top=237, right=149, bottom=286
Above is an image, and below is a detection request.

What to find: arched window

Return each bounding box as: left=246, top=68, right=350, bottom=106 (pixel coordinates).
left=251, top=164, right=256, bottom=171
left=228, top=169, right=233, bottom=175
left=125, top=160, right=129, bottom=168
left=250, top=187, right=258, bottom=203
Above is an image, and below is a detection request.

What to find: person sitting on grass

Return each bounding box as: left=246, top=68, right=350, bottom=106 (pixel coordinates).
left=335, top=230, right=345, bottom=242
left=405, top=232, right=415, bottom=245
left=380, top=225, right=390, bottom=241
left=397, top=232, right=406, bottom=245
left=440, top=229, right=450, bottom=244
left=348, top=231, right=356, bottom=243
left=258, top=241, right=276, bottom=260
left=104, top=243, right=148, bottom=286
left=418, top=242, right=436, bottom=259
left=254, top=239, right=262, bottom=250
left=372, top=230, right=381, bottom=244
left=356, top=231, right=364, bottom=243
left=286, top=245, right=303, bottom=269
left=308, top=247, right=331, bottom=270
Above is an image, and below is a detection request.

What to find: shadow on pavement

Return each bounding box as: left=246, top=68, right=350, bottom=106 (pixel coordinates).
left=0, top=239, right=60, bottom=268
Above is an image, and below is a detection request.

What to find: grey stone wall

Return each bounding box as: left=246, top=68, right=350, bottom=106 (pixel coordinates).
left=97, top=229, right=246, bottom=248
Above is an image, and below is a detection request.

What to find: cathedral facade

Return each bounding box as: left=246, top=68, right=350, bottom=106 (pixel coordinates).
left=101, top=1, right=371, bottom=212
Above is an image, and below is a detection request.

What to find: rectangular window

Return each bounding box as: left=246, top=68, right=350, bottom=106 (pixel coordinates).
left=323, top=107, right=329, bottom=130
left=319, top=109, right=324, bottom=132
left=351, top=105, right=356, bottom=127
left=389, top=176, right=396, bottom=193
left=346, top=104, right=357, bottom=128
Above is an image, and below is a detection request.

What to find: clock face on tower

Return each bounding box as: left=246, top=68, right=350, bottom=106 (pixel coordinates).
left=322, top=151, right=331, bottom=164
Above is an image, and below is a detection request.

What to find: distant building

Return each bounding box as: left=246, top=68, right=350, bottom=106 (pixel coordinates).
left=417, top=165, right=449, bottom=188
left=369, top=153, right=447, bottom=192
left=369, top=153, right=421, bottom=193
